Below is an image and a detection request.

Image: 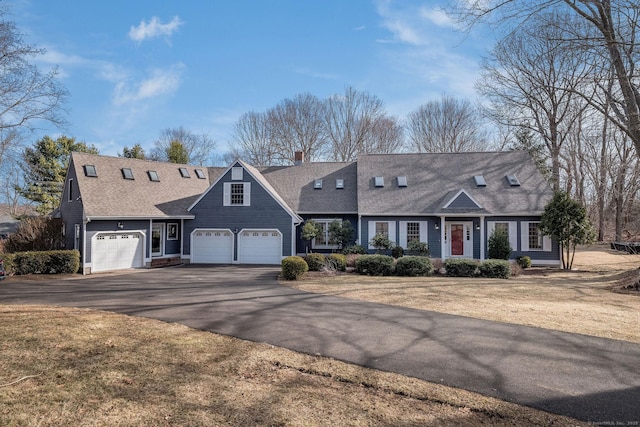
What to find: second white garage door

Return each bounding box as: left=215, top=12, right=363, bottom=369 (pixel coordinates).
left=238, top=229, right=282, bottom=264
left=191, top=229, right=234, bottom=264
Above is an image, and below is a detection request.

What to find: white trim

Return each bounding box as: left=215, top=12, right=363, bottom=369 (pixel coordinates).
left=521, top=221, right=552, bottom=252
left=479, top=216, right=485, bottom=261
left=237, top=228, right=283, bottom=264
left=367, top=220, right=396, bottom=249
left=167, top=223, right=178, bottom=240
left=67, top=178, right=74, bottom=202
left=442, top=189, right=483, bottom=209
left=398, top=220, right=428, bottom=248
left=231, top=167, right=243, bottom=180
left=190, top=228, right=234, bottom=264
left=487, top=221, right=517, bottom=254
left=311, top=218, right=341, bottom=250
left=445, top=221, right=473, bottom=258
left=151, top=223, right=165, bottom=257
left=91, top=230, right=146, bottom=273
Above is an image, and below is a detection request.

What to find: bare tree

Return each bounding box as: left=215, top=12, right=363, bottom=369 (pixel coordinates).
left=267, top=93, right=327, bottom=163
left=232, top=111, right=278, bottom=166
left=407, top=94, right=486, bottom=153
left=364, top=115, right=405, bottom=154
left=324, top=86, right=397, bottom=161
left=451, top=0, right=640, bottom=159
left=150, top=126, right=216, bottom=165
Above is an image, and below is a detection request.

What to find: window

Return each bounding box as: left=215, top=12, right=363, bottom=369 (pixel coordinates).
left=397, top=176, right=408, bottom=187
left=121, top=168, right=134, bottom=180
left=375, top=222, right=389, bottom=237
left=230, top=183, right=244, bottom=205
left=406, top=222, right=420, bottom=244
left=375, top=176, right=384, bottom=187
left=231, top=167, right=243, bottom=180
left=195, top=169, right=206, bottom=179
left=148, top=170, right=160, bottom=182
left=495, top=222, right=509, bottom=235
left=474, top=175, right=486, bottom=187
left=167, top=223, right=178, bottom=240
left=67, top=178, right=73, bottom=202
left=179, top=167, right=190, bottom=178
left=312, top=219, right=339, bottom=248
left=336, top=179, right=344, bottom=189
left=83, top=165, right=97, bottom=177
left=74, top=224, right=80, bottom=250
left=488, top=221, right=517, bottom=252
left=314, top=179, right=323, bottom=189
left=528, top=222, right=543, bottom=250
left=506, top=174, right=520, bottom=186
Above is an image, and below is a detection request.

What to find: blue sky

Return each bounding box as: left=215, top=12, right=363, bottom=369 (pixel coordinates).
left=13, top=0, right=491, bottom=160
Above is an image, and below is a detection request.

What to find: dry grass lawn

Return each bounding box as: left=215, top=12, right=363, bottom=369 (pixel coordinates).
left=289, top=245, right=640, bottom=343
left=0, top=306, right=585, bottom=426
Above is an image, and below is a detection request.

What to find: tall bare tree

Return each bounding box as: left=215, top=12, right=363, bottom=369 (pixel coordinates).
left=324, top=86, right=398, bottom=161
left=451, top=0, right=640, bottom=159
left=407, top=94, right=486, bottom=153
left=150, top=126, right=216, bottom=165
left=477, top=11, right=593, bottom=190
left=267, top=93, right=327, bottom=163
left=233, top=111, right=278, bottom=166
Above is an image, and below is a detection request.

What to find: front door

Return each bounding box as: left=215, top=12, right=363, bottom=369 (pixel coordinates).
left=151, top=224, right=164, bottom=257
left=451, top=224, right=464, bottom=256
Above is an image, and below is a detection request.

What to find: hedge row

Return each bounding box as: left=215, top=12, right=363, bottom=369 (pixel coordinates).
left=1, top=250, right=80, bottom=275
left=444, top=258, right=511, bottom=279
left=355, top=255, right=433, bottom=277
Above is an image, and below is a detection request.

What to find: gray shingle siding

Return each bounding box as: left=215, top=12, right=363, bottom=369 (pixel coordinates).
left=186, top=167, right=295, bottom=257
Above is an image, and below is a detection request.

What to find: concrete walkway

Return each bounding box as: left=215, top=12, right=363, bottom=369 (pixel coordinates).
left=1, top=265, right=639, bottom=424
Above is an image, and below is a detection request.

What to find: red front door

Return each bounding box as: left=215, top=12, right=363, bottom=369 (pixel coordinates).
left=451, top=225, right=464, bottom=256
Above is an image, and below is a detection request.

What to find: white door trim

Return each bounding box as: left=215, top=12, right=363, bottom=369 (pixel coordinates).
left=151, top=223, right=165, bottom=257
left=445, top=221, right=473, bottom=258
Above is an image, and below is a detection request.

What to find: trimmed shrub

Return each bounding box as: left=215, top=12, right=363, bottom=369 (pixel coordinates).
left=488, top=228, right=512, bottom=260
left=281, top=256, right=308, bottom=280
left=395, top=256, right=433, bottom=277
left=407, top=240, right=429, bottom=256
left=345, top=254, right=359, bottom=268
left=479, top=259, right=511, bottom=279
left=305, top=253, right=325, bottom=271
left=370, top=234, right=393, bottom=254
left=391, top=246, right=404, bottom=259
left=326, top=253, right=347, bottom=272
left=444, top=259, right=480, bottom=277
left=516, top=255, right=532, bottom=269
left=355, top=254, right=394, bottom=276
left=3, top=250, right=80, bottom=275
left=342, top=245, right=366, bottom=255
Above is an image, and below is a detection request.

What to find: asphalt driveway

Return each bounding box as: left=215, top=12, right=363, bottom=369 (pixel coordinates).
left=1, top=265, right=639, bottom=424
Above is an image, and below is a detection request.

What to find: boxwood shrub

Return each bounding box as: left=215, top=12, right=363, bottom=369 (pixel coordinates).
left=516, top=255, right=532, bottom=269
left=395, top=256, right=433, bottom=277
left=2, top=250, right=80, bottom=275
left=479, top=259, right=511, bottom=279
left=354, top=254, right=394, bottom=276
left=444, top=259, right=480, bottom=277
left=305, top=253, right=325, bottom=271
left=326, top=253, right=347, bottom=272
left=281, top=256, right=308, bottom=280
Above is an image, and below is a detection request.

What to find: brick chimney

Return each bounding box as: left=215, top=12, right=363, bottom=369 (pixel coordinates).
left=294, top=151, right=304, bottom=165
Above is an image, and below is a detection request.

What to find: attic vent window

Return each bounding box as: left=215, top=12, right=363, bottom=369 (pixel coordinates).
left=374, top=176, right=384, bottom=187
left=195, top=169, right=206, bottom=179
left=148, top=170, right=160, bottom=182
left=474, top=175, right=486, bottom=187
left=121, top=168, right=134, bottom=180
left=179, top=167, right=190, bottom=178
left=336, top=179, right=344, bottom=189
left=506, top=174, right=520, bottom=186
left=314, top=179, right=323, bottom=189
left=83, top=165, right=97, bottom=177
left=397, top=176, right=407, bottom=187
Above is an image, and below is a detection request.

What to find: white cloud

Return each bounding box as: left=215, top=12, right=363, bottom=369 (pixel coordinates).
left=128, top=16, right=183, bottom=42
left=113, top=63, right=185, bottom=105
left=420, top=7, right=457, bottom=29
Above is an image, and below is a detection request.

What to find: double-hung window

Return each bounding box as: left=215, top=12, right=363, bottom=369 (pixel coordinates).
left=223, top=182, right=251, bottom=206
left=528, top=222, right=543, bottom=250
left=312, top=219, right=339, bottom=249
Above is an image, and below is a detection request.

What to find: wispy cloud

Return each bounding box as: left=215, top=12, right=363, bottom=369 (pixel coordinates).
left=128, top=16, right=183, bottom=42
left=353, top=25, right=366, bottom=31
left=374, top=0, right=456, bottom=45
left=113, top=63, right=185, bottom=105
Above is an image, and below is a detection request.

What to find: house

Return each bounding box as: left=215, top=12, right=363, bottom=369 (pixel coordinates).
left=60, top=150, right=559, bottom=274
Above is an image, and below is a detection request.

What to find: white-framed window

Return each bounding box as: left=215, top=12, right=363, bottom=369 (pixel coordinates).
left=520, top=221, right=551, bottom=252
left=367, top=220, right=396, bottom=249
left=398, top=221, right=428, bottom=248
left=67, top=178, right=74, bottom=202
left=223, top=182, right=251, bottom=206
left=167, top=223, right=178, bottom=240
left=231, top=167, right=243, bottom=180
left=312, top=219, right=340, bottom=249
left=74, top=224, right=80, bottom=250
left=487, top=221, right=517, bottom=252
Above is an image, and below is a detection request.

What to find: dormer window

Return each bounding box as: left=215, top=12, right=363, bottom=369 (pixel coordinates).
left=336, top=179, right=344, bottom=189
left=374, top=176, right=384, bottom=187
left=397, top=176, right=407, bottom=187
left=195, top=169, right=206, bottom=179
left=179, top=167, right=190, bottom=178
left=148, top=170, right=160, bottom=182
left=121, top=168, right=134, bottom=180
left=314, top=179, right=323, bottom=189
left=83, top=165, right=97, bottom=177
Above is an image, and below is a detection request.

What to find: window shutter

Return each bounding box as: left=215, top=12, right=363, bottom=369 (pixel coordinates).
left=420, top=221, right=428, bottom=243
left=508, top=222, right=518, bottom=251
left=399, top=221, right=408, bottom=248
left=521, top=221, right=530, bottom=251
left=367, top=221, right=376, bottom=249
left=543, top=235, right=552, bottom=252
left=223, top=183, right=231, bottom=206
left=388, top=221, right=396, bottom=245
left=243, top=182, right=251, bottom=206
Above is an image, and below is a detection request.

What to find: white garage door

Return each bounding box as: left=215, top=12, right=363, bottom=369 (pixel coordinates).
left=191, top=229, right=233, bottom=264
left=92, top=233, right=144, bottom=273
left=238, top=230, right=282, bottom=264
